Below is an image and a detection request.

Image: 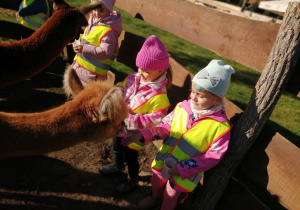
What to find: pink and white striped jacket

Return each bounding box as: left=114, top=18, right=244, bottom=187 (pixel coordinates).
left=117, top=72, right=170, bottom=138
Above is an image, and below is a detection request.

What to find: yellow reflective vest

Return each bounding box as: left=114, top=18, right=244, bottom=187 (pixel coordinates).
left=152, top=102, right=232, bottom=192
left=117, top=74, right=170, bottom=151
left=20, top=0, right=49, bottom=31
left=74, top=25, right=119, bottom=76
left=127, top=92, right=170, bottom=151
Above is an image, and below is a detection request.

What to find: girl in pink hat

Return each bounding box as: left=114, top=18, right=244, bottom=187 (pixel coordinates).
left=71, top=0, right=122, bottom=86
left=99, top=35, right=173, bottom=194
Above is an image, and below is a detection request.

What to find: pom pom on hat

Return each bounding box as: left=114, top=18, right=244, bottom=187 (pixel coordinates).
left=192, top=59, right=235, bottom=97
left=136, top=35, right=169, bottom=71
left=92, top=0, right=116, bottom=12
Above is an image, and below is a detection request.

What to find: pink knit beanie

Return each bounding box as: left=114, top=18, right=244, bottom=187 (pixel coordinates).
left=136, top=35, right=169, bottom=71
left=92, top=0, right=116, bottom=12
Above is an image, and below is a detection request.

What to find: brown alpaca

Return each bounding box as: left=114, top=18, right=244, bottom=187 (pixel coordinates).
left=0, top=0, right=102, bottom=88
left=0, top=71, right=128, bottom=157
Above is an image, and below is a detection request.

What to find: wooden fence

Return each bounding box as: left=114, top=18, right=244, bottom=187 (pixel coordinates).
left=116, top=0, right=299, bottom=98
left=115, top=0, right=300, bottom=209
left=0, top=0, right=299, bottom=209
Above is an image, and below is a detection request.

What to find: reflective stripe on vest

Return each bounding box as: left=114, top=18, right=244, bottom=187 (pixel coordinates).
left=152, top=103, right=231, bottom=192
left=74, top=25, right=119, bottom=76
left=127, top=140, right=145, bottom=152
left=20, top=0, right=49, bottom=31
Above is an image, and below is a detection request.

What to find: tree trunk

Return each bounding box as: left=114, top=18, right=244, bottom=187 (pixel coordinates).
left=241, top=0, right=249, bottom=11
left=195, top=3, right=300, bottom=209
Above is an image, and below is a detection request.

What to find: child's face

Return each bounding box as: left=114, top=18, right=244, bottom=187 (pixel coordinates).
left=190, top=86, right=220, bottom=110
left=92, top=5, right=110, bottom=19
left=138, top=68, right=164, bottom=83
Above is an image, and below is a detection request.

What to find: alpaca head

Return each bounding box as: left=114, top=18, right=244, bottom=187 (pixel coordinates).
left=64, top=67, right=128, bottom=140
left=73, top=78, right=128, bottom=141
left=50, top=0, right=103, bottom=44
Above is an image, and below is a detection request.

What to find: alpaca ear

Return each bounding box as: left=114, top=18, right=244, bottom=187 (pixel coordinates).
left=53, top=0, right=66, bottom=10
left=98, top=86, right=124, bottom=122
left=63, top=65, right=84, bottom=99
left=106, top=70, right=116, bottom=86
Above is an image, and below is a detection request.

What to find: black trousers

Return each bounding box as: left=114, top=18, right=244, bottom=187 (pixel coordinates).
left=112, top=136, right=139, bottom=179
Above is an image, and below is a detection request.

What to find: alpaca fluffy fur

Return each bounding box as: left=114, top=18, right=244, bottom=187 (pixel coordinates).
left=63, top=64, right=84, bottom=99
left=0, top=0, right=102, bottom=88
left=0, top=0, right=127, bottom=158
left=0, top=74, right=128, bottom=157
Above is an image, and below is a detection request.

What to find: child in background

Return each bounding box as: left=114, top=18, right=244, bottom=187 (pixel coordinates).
left=99, top=35, right=172, bottom=193
left=121, top=59, right=235, bottom=209
left=72, top=0, right=122, bottom=86
left=16, top=0, right=50, bottom=38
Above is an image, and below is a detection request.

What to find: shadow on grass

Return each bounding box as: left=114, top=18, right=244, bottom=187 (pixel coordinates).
left=170, top=52, right=211, bottom=74
left=266, top=120, right=300, bottom=148
left=228, top=98, right=299, bottom=148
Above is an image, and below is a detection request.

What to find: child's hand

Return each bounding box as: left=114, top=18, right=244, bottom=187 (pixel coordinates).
left=121, top=130, right=143, bottom=146
left=73, top=45, right=83, bottom=53
left=168, top=164, right=180, bottom=176
left=16, top=12, right=20, bottom=21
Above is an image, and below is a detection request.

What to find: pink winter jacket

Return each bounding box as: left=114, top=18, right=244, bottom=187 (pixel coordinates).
left=139, top=99, right=232, bottom=180
left=72, top=11, right=122, bottom=86
left=117, top=72, right=170, bottom=138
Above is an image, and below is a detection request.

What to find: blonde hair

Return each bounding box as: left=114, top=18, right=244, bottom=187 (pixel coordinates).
left=191, top=82, right=223, bottom=103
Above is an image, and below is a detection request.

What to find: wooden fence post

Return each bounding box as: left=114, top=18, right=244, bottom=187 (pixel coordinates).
left=194, top=3, right=300, bottom=209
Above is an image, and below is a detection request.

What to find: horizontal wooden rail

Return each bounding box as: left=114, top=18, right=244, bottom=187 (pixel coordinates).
left=115, top=0, right=299, bottom=97
left=115, top=0, right=280, bottom=73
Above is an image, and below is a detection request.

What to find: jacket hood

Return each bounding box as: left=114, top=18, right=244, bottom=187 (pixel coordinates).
left=88, top=11, right=122, bottom=36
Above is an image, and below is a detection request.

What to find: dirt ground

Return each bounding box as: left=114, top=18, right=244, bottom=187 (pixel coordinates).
left=0, top=140, right=155, bottom=210
left=0, top=55, right=197, bottom=210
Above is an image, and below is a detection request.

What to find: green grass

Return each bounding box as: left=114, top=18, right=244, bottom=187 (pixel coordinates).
left=114, top=5, right=300, bottom=147
left=0, top=10, right=18, bottom=23
left=1, top=0, right=299, bottom=147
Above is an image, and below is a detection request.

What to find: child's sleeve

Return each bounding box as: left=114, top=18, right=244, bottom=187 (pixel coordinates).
left=125, top=109, right=168, bottom=130
left=18, top=1, right=24, bottom=12
left=176, top=130, right=230, bottom=180
left=18, top=0, right=48, bottom=17
left=82, top=31, right=118, bottom=60
left=138, top=110, right=174, bottom=143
